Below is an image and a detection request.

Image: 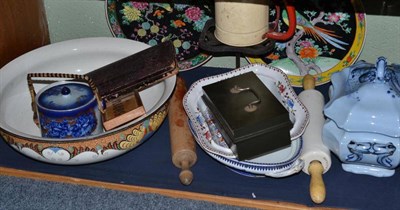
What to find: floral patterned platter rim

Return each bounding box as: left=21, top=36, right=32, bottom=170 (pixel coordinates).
left=183, top=63, right=310, bottom=159
left=0, top=37, right=176, bottom=165
left=188, top=119, right=304, bottom=177
left=105, top=0, right=213, bottom=71
left=246, top=0, right=366, bottom=87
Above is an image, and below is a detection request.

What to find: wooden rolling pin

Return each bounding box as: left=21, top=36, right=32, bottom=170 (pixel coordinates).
left=168, top=77, right=197, bottom=185
left=299, top=75, right=332, bottom=204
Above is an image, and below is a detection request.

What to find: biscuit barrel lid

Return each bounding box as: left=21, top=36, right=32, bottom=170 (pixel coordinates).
left=36, top=81, right=96, bottom=116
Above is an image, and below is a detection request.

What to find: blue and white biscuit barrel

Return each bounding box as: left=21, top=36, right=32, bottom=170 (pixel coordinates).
left=35, top=81, right=103, bottom=138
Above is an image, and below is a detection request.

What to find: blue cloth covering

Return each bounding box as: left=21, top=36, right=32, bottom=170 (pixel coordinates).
left=0, top=67, right=399, bottom=209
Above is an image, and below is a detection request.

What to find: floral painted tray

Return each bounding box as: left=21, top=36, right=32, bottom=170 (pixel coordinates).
left=247, top=0, right=366, bottom=87
left=106, top=0, right=214, bottom=71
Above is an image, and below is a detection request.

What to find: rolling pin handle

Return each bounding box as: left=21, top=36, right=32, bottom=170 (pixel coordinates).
left=303, top=74, right=316, bottom=90
left=308, top=161, right=326, bottom=204
left=179, top=160, right=193, bottom=185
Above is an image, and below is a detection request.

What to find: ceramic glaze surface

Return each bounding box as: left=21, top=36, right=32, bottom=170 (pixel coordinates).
left=36, top=81, right=103, bottom=138
left=37, top=82, right=94, bottom=111
left=325, top=57, right=400, bottom=136
left=323, top=57, right=400, bottom=177
left=0, top=37, right=175, bottom=165
left=324, top=119, right=400, bottom=177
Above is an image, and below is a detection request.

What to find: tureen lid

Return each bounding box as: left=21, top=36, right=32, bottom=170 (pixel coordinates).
left=36, top=81, right=95, bottom=111
left=324, top=57, right=400, bottom=137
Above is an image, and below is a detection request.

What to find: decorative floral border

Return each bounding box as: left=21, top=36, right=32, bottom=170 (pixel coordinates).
left=0, top=106, right=168, bottom=165
left=247, top=0, right=366, bottom=87
left=105, top=0, right=212, bottom=71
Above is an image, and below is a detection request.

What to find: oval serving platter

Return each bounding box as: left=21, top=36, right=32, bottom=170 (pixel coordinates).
left=0, top=37, right=176, bottom=165
left=188, top=119, right=304, bottom=177
left=106, top=0, right=214, bottom=71
left=183, top=63, right=309, bottom=159
left=247, top=0, right=366, bottom=87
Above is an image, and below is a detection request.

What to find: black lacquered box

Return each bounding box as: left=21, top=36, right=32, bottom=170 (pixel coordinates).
left=202, top=71, right=292, bottom=161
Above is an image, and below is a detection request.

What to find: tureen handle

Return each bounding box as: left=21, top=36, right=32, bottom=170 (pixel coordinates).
left=375, top=56, right=387, bottom=82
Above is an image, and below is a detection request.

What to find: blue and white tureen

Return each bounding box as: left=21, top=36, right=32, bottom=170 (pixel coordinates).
left=323, top=57, right=400, bottom=177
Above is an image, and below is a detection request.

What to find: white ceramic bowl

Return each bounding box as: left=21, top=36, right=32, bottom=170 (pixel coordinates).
left=0, top=37, right=176, bottom=165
